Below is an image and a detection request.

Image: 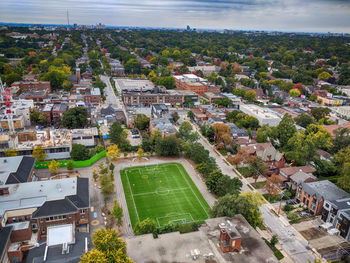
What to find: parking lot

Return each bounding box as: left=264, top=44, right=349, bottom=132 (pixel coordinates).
left=293, top=218, right=350, bottom=261
left=127, top=129, right=142, bottom=146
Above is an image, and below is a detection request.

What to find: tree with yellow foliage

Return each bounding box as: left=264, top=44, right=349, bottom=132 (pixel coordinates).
left=137, top=148, right=144, bottom=159
left=32, top=145, right=47, bottom=161
left=107, top=144, right=120, bottom=160
left=48, top=160, right=60, bottom=174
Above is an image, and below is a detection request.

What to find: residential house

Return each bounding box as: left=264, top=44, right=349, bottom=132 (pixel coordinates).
left=295, top=180, right=349, bottom=215
left=150, top=117, right=177, bottom=137
left=279, top=165, right=316, bottom=182
left=151, top=104, right=169, bottom=118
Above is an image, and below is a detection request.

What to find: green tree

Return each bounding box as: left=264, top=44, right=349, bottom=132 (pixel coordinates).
left=62, top=80, right=73, bottom=91
left=62, top=107, right=88, bottom=129
left=244, top=90, right=256, bottom=102
left=155, top=136, right=182, bottom=156
left=177, top=121, right=198, bottom=142
left=134, top=114, right=150, bottom=130
left=70, top=144, right=90, bottom=161
left=232, top=88, right=245, bottom=97
left=294, top=113, right=315, bottom=128
left=215, top=97, right=233, bottom=107
left=134, top=218, right=157, bottom=235
left=311, top=107, right=331, bottom=121
left=331, top=128, right=350, bottom=154
left=246, top=157, right=269, bottom=183
left=187, top=110, right=194, bottom=119
left=32, top=145, right=47, bottom=161
left=111, top=199, right=124, bottom=227
left=100, top=174, right=115, bottom=196
left=157, top=76, right=175, bottom=89
left=277, top=114, right=296, bottom=149
left=66, top=160, right=74, bottom=170
left=183, top=142, right=209, bottom=164
left=124, top=58, right=141, bottom=74
left=210, top=194, right=263, bottom=228
left=171, top=112, right=179, bottom=123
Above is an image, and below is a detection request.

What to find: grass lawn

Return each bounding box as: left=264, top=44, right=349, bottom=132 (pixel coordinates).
left=237, top=167, right=249, bottom=177
left=252, top=181, right=266, bottom=189
left=120, top=163, right=210, bottom=229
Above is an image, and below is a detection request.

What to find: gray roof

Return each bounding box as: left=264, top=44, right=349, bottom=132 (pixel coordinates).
left=290, top=171, right=316, bottom=184
left=0, top=156, right=35, bottom=185
left=0, top=226, right=12, bottom=260
left=300, top=180, right=350, bottom=201
left=0, top=177, right=89, bottom=218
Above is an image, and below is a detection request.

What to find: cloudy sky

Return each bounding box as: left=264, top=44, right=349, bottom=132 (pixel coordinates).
left=0, top=0, right=350, bottom=32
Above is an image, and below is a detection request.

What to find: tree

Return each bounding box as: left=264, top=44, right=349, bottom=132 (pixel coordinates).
left=239, top=191, right=266, bottom=207
left=157, top=76, right=175, bottom=89
left=109, top=163, right=115, bottom=172
left=124, top=58, right=141, bottom=74
left=171, top=112, right=179, bottom=124
left=318, top=71, right=332, bottom=81
left=42, top=65, right=71, bottom=89
left=137, top=147, right=144, bottom=159
left=232, top=87, right=245, bottom=97
left=215, top=97, right=233, bottom=107
left=48, top=160, right=60, bottom=174
left=30, top=109, right=49, bottom=126
left=331, top=128, right=350, bottom=154
left=206, top=170, right=242, bottom=197
left=80, top=228, right=132, bottom=263
left=134, top=114, right=150, bottom=130
left=107, top=144, right=120, bottom=160
left=246, top=157, right=269, bottom=183
left=294, top=113, right=315, bottom=128
left=62, top=107, right=88, bottom=129
left=92, top=168, right=99, bottom=182
left=276, top=114, right=296, bottom=149
left=62, top=80, right=73, bottom=91
left=109, top=122, right=124, bottom=145
left=210, top=194, right=263, bottom=228
left=70, top=144, right=90, bottom=161
left=270, top=235, right=279, bottom=247
left=100, top=174, right=114, bottom=196
left=134, top=218, right=157, bottom=235
left=212, top=123, right=231, bottom=143
left=256, top=126, right=269, bottom=143
left=111, top=199, right=123, bottom=227
left=177, top=121, right=198, bottom=142
left=66, top=160, right=74, bottom=171
left=155, top=136, right=181, bottom=156
left=264, top=174, right=282, bottom=201
left=183, top=142, right=210, bottom=164
left=32, top=145, right=47, bottom=161
left=311, top=107, right=331, bottom=121
left=196, top=158, right=218, bottom=178
left=289, top=88, right=301, bottom=97
left=187, top=110, right=194, bottom=119
left=244, top=90, right=256, bottom=102
left=4, top=149, right=18, bottom=157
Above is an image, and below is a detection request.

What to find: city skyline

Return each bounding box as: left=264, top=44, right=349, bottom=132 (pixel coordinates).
left=0, top=0, right=350, bottom=33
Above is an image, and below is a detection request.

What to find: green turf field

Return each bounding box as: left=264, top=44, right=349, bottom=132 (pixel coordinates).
left=120, top=162, right=210, bottom=228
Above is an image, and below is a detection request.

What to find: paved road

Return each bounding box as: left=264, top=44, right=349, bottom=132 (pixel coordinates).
left=191, top=122, right=319, bottom=263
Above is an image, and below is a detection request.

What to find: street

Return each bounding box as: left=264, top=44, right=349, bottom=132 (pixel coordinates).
left=192, top=122, right=318, bottom=263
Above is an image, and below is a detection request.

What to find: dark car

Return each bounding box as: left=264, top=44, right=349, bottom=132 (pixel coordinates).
left=286, top=199, right=297, bottom=205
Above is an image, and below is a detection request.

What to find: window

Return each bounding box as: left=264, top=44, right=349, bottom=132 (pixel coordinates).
left=80, top=209, right=85, bottom=214
left=325, top=203, right=329, bottom=209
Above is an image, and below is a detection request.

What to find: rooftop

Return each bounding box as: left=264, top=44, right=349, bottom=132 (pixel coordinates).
left=125, top=215, right=278, bottom=263
left=0, top=156, right=35, bottom=185
left=300, top=180, right=350, bottom=202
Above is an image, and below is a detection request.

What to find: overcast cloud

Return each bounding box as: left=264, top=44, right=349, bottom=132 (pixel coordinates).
left=0, top=0, right=349, bottom=32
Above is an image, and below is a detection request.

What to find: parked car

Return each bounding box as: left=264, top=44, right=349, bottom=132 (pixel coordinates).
left=299, top=211, right=310, bottom=217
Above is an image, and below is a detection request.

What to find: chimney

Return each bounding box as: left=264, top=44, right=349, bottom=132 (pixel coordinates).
left=76, top=68, right=81, bottom=83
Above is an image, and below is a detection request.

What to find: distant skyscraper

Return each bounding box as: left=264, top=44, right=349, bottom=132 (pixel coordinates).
left=186, top=25, right=190, bottom=31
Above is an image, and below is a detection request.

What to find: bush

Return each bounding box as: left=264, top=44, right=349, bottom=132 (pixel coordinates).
left=70, top=144, right=90, bottom=161
left=283, top=204, right=294, bottom=212
left=262, top=238, right=284, bottom=260
left=287, top=212, right=299, bottom=222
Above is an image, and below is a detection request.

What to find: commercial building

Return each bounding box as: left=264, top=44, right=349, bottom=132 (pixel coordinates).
left=174, top=74, right=220, bottom=96
left=11, top=81, right=51, bottom=93
left=0, top=156, right=35, bottom=185
left=188, top=65, right=220, bottom=76
left=239, top=104, right=282, bottom=126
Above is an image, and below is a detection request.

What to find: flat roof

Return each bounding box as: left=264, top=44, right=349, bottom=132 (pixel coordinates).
left=47, top=224, right=74, bottom=246
left=0, top=177, right=78, bottom=217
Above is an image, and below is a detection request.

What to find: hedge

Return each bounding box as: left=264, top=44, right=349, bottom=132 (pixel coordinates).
left=262, top=238, right=284, bottom=260
left=34, top=150, right=106, bottom=169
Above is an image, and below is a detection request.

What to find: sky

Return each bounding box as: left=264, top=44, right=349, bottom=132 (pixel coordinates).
left=0, top=0, right=350, bottom=33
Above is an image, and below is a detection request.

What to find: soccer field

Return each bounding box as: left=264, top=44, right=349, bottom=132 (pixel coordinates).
left=120, top=163, right=210, bottom=228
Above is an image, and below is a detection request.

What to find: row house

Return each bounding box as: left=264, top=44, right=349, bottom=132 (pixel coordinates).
left=0, top=177, right=90, bottom=262
left=295, top=180, right=349, bottom=215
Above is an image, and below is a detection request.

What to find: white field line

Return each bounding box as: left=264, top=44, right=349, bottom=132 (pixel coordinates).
left=132, top=187, right=190, bottom=196
left=175, top=163, right=210, bottom=217
left=125, top=170, right=140, bottom=222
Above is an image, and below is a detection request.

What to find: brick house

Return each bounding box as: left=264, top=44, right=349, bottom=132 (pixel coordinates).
left=295, top=180, right=349, bottom=215
left=219, top=225, right=242, bottom=253
left=52, top=104, right=69, bottom=127
left=0, top=177, right=89, bottom=262
left=174, top=74, right=220, bottom=96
